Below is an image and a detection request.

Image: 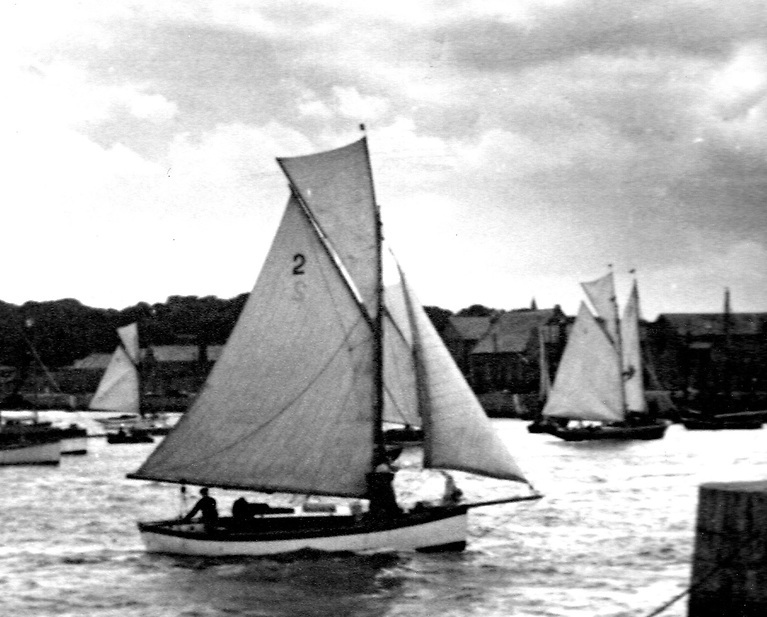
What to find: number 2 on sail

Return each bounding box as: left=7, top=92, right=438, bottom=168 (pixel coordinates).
left=292, top=253, right=306, bottom=301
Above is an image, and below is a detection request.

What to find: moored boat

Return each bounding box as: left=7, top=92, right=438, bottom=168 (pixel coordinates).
left=0, top=415, right=87, bottom=454
left=680, top=407, right=764, bottom=431
left=0, top=415, right=62, bottom=465
left=0, top=437, right=60, bottom=466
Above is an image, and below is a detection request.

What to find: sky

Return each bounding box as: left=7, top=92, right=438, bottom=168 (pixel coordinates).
left=2, top=1, right=766, bottom=320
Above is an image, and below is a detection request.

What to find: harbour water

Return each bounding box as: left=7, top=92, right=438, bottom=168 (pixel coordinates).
left=2, top=413, right=766, bottom=617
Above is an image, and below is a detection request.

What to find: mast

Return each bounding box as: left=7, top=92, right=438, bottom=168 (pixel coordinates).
left=137, top=322, right=145, bottom=417
left=278, top=132, right=387, bottom=479
left=722, top=287, right=732, bottom=402
left=538, top=328, right=550, bottom=404
left=365, top=131, right=387, bottom=471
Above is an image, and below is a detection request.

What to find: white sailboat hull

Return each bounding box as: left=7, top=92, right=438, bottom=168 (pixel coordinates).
left=138, top=508, right=468, bottom=557
left=0, top=440, right=61, bottom=466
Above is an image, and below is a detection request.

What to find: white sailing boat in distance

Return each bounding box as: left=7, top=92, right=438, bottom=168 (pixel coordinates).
left=90, top=323, right=169, bottom=440
left=128, top=136, right=540, bottom=556
left=90, top=323, right=141, bottom=419
left=541, top=271, right=668, bottom=441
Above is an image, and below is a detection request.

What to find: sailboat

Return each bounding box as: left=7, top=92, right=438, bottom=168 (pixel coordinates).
left=0, top=328, right=83, bottom=461
left=128, top=136, right=540, bottom=556
left=680, top=288, right=766, bottom=431
left=90, top=323, right=163, bottom=442
left=542, top=271, right=669, bottom=442
left=0, top=412, right=61, bottom=465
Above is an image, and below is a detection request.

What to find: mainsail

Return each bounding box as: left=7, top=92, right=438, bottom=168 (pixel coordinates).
left=542, top=303, right=623, bottom=422
left=132, top=198, right=376, bottom=497
left=131, top=137, right=529, bottom=496
left=89, top=323, right=140, bottom=415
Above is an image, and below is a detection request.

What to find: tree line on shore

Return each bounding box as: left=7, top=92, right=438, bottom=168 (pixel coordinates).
left=0, top=295, right=484, bottom=371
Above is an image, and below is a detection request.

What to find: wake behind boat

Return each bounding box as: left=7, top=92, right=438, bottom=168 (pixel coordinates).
left=541, top=271, right=668, bottom=442
left=128, top=136, right=540, bottom=556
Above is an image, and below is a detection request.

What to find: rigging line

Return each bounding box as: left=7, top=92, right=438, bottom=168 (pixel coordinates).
left=313, top=229, right=375, bottom=347
left=19, top=330, right=66, bottom=395
left=643, top=529, right=761, bottom=617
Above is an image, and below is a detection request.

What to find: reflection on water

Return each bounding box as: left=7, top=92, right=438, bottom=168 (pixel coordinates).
left=1, top=414, right=766, bottom=617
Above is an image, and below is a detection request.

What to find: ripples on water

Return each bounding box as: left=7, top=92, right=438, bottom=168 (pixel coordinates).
left=1, top=413, right=766, bottom=617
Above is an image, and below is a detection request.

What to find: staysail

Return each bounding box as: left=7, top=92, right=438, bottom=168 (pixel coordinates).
left=89, top=323, right=140, bottom=415
left=542, top=302, right=623, bottom=422
left=381, top=276, right=420, bottom=427
left=398, top=275, right=528, bottom=482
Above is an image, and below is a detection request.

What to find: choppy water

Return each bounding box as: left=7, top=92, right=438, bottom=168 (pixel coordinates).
left=1, top=413, right=766, bottom=617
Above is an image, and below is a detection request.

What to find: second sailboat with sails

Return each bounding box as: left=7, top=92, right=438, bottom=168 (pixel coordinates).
left=541, top=271, right=668, bottom=441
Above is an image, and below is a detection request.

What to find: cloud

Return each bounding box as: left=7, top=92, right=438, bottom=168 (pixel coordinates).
left=2, top=1, right=766, bottom=314
left=439, top=0, right=767, bottom=71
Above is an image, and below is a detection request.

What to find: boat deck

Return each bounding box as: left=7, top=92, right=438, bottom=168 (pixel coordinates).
left=140, top=505, right=468, bottom=542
